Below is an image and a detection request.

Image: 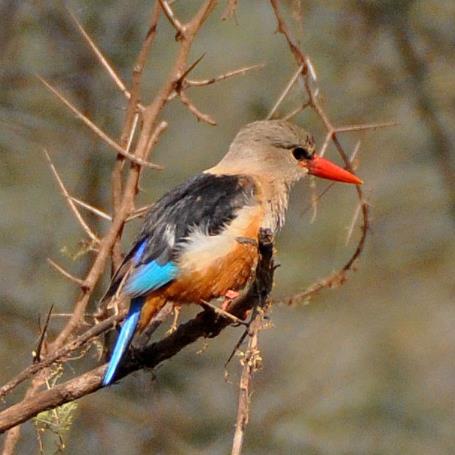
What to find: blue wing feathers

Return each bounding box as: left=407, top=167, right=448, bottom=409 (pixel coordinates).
left=124, top=260, right=179, bottom=297
left=102, top=297, right=144, bottom=386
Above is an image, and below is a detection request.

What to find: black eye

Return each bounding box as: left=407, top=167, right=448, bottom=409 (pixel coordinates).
left=292, top=147, right=313, bottom=161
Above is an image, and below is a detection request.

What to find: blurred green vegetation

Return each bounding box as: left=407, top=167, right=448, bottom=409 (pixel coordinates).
left=1, top=1, right=454, bottom=454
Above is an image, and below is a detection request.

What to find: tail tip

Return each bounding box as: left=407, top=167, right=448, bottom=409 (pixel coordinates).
left=102, top=366, right=116, bottom=387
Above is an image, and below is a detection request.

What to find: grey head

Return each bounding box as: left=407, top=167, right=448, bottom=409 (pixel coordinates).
left=215, top=120, right=316, bottom=184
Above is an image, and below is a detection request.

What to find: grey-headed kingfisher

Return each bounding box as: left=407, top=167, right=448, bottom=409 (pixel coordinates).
left=102, top=120, right=362, bottom=386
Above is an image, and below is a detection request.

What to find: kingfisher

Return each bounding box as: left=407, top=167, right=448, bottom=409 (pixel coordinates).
left=102, top=120, right=362, bottom=386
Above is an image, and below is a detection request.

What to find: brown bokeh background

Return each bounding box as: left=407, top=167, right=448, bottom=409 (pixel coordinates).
left=1, top=1, right=454, bottom=453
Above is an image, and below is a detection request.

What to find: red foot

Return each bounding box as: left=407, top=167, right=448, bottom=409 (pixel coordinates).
left=221, top=290, right=240, bottom=311
left=225, top=290, right=240, bottom=300
left=241, top=308, right=251, bottom=320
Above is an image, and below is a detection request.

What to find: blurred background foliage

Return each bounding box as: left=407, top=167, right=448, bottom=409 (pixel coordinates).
left=1, top=0, right=454, bottom=453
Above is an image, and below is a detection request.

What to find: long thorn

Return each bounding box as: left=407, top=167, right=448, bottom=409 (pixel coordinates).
left=47, top=259, right=84, bottom=285
left=37, top=76, right=161, bottom=169
left=266, top=64, right=304, bottom=120
left=335, top=121, right=398, bottom=133
left=70, top=197, right=112, bottom=221
left=345, top=203, right=362, bottom=246
left=43, top=148, right=99, bottom=243
left=66, top=8, right=132, bottom=102
left=186, top=63, right=264, bottom=87
left=33, top=305, right=54, bottom=364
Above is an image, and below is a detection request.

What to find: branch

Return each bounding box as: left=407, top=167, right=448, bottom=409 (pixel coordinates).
left=37, top=76, right=161, bottom=169
left=0, top=230, right=275, bottom=433
left=179, top=90, right=217, bottom=125
left=66, top=8, right=136, bottom=105
left=158, top=0, right=186, bottom=37
left=0, top=311, right=126, bottom=400
left=266, top=64, right=304, bottom=119
left=231, top=307, right=265, bottom=455
left=47, top=259, right=84, bottom=286
left=267, top=1, right=395, bottom=305
left=269, top=0, right=308, bottom=72
left=43, top=149, right=99, bottom=244
left=69, top=197, right=112, bottom=221
left=335, top=121, right=398, bottom=133
left=185, top=63, right=264, bottom=87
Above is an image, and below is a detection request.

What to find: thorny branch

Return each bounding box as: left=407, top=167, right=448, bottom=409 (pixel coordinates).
left=110, top=1, right=161, bottom=272
left=231, top=307, right=267, bottom=455
left=268, top=0, right=393, bottom=306
left=0, top=1, right=394, bottom=453
left=37, top=76, right=161, bottom=169
left=0, top=229, right=276, bottom=434
left=228, top=229, right=275, bottom=455
left=1, top=0, right=224, bottom=451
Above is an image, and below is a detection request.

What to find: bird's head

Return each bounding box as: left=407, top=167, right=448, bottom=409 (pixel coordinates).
left=219, top=120, right=362, bottom=185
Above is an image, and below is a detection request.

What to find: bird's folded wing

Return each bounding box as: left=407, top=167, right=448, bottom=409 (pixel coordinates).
left=103, top=172, right=260, bottom=299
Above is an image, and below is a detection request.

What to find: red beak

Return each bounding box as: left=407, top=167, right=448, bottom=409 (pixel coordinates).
left=303, top=155, right=363, bottom=185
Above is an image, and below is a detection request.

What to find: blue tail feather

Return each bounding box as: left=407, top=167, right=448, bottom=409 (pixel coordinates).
left=102, top=297, right=144, bottom=386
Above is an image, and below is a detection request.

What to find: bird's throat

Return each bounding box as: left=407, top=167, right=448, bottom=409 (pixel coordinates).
left=260, top=178, right=291, bottom=233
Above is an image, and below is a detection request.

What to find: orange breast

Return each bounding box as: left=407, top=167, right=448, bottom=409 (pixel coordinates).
left=163, top=240, right=259, bottom=303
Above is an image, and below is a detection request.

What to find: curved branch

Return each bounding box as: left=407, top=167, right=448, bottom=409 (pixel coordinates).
left=269, top=1, right=374, bottom=305
left=0, top=230, right=275, bottom=434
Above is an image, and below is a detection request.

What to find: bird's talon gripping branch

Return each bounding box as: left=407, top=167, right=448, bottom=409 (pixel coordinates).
left=221, top=290, right=241, bottom=313
left=100, top=120, right=363, bottom=387
left=167, top=304, right=182, bottom=334
left=225, top=289, right=240, bottom=300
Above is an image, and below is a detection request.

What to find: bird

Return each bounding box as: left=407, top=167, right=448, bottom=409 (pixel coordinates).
left=101, top=119, right=362, bottom=386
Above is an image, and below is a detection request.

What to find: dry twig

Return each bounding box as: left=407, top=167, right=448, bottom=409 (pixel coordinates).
left=37, top=77, right=161, bottom=169
left=158, top=0, right=185, bottom=36
left=47, top=259, right=84, bottom=286
left=267, top=0, right=396, bottom=307
left=266, top=64, right=304, bottom=119
left=43, top=149, right=99, bottom=244
left=186, top=63, right=264, bottom=87
left=231, top=308, right=264, bottom=455
left=179, top=90, right=217, bottom=125
left=66, top=8, right=137, bottom=106
left=69, top=197, right=112, bottom=222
